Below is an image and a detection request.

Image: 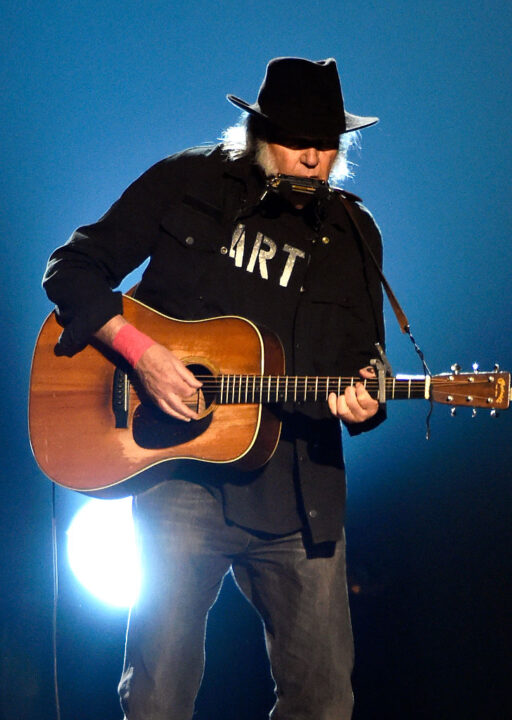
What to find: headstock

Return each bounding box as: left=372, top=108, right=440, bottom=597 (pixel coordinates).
left=431, top=364, right=510, bottom=413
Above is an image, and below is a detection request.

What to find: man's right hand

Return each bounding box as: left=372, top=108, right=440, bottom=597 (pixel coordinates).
left=134, top=343, right=203, bottom=422
left=94, top=315, right=202, bottom=422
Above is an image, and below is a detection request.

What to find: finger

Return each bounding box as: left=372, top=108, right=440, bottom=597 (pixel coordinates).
left=169, top=374, right=202, bottom=399
left=158, top=394, right=199, bottom=422
left=328, top=391, right=338, bottom=416
left=329, top=392, right=357, bottom=422
left=341, top=385, right=374, bottom=422
left=160, top=391, right=199, bottom=420
left=170, top=394, right=200, bottom=420
left=329, top=383, right=379, bottom=422
left=343, top=385, right=367, bottom=421
left=157, top=401, right=192, bottom=422
left=162, top=364, right=202, bottom=397
left=175, top=360, right=203, bottom=388
left=354, top=383, right=379, bottom=410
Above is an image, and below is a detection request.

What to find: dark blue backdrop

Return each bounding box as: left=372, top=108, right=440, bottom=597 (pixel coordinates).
left=1, top=1, right=511, bottom=718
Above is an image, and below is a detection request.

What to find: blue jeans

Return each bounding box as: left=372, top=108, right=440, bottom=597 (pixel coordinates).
left=119, top=479, right=354, bottom=720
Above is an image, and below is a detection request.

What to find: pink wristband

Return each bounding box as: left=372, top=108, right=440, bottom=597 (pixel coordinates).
left=112, top=324, right=156, bottom=368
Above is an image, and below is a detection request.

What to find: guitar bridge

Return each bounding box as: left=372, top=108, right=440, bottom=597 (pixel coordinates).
left=112, top=367, right=130, bottom=428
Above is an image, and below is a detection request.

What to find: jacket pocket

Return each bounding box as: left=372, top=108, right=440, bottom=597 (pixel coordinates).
left=140, top=201, right=230, bottom=319
left=160, top=202, right=222, bottom=255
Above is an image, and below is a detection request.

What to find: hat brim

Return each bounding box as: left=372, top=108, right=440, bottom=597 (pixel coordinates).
left=227, top=94, right=379, bottom=135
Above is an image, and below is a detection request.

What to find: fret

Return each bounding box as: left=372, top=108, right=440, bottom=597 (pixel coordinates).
left=314, top=376, right=318, bottom=401
left=338, top=377, right=341, bottom=396
left=294, top=376, right=298, bottom=402
left=267, top=376, right=271, bottom=403
left=392, top=377, right=396, bottom=399
left=231, top=375, right=236, bottom=404
left=285, top=376, right=289, bottom=402
left=276, top=376, right=280, bottom=402
left=394, top=375, right=428, bottom=400
left=220, top=374, right=225, bottom=403
left=238, top=375, right=242, bottom=404
left=304, top=376, right=308, bottom=401
left=244, top=375, right=248, bottom=403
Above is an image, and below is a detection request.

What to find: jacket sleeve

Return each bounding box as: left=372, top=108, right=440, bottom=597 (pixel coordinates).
left=42, top=157, right=181, bottom=355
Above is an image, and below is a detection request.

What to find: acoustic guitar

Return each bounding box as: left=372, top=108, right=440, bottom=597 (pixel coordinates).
left=29, top=296, right=511, bottom=494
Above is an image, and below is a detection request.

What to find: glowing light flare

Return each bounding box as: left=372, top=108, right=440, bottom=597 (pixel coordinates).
left=67, top=497, right=141, bottom=608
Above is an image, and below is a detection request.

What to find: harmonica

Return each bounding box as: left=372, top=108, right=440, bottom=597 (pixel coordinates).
left=265, top=174, right=331, bottom=201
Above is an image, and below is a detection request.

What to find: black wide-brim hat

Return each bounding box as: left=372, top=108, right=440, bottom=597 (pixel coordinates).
left=227, top=57, right=378, bottom=140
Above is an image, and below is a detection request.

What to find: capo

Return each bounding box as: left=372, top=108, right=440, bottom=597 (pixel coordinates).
left=370, top=343, right=393, bottom=404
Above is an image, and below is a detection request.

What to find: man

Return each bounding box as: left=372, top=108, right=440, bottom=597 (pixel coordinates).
left=43, top=57, right=385, bottom=720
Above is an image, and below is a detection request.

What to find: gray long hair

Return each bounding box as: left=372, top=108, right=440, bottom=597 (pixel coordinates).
left=220, top=113, right=360, bottom=186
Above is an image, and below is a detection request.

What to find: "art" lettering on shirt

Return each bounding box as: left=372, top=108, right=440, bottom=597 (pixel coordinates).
left=229, top=223, right=306, bottom=288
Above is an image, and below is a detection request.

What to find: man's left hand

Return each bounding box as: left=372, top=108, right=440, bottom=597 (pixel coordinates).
left=328, top=366, right=379, bottom=423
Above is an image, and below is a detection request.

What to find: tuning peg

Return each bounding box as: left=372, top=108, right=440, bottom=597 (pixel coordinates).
left=472, top=408, right=477, bottom=418
left=472, top=362, right=479, bottom=373
left=493, top=363, right=500, bottom=372
left=451, top=363, right=461, bottom=375
left=450, top=407, right=457, bottom=417
left=490, top=409, right=499, bottom=418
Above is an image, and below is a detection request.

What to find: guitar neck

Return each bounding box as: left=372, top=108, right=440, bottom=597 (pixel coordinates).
left=209, top=368, right=511, bottom=411
left=211, top=374, right=428, bottom=405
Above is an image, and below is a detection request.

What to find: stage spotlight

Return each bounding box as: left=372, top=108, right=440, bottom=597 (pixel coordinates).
left=67, top=497, right=141, bottom=608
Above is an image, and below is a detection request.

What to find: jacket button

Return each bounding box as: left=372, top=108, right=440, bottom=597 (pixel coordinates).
left=185, top=236, right=194, bottom=245
left=300, top=285, right=305, bottom=293
left=308, top=509, right=318, bottom=518
left=321, top=236, right=330, bottom=245
left=220, top=246, right=228, bottom=255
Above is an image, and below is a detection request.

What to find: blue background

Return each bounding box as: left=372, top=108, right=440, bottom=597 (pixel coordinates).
left=1, top=1, right=511, bottom=718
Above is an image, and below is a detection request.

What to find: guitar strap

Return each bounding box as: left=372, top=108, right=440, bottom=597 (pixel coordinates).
left=338, top=194, right=410, bottom=334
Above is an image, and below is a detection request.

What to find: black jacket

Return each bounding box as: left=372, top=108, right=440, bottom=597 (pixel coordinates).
left=43, top=145, right=385, bottom=543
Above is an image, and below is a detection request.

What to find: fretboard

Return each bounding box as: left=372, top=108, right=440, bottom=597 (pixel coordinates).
left=197, top=374, right=430, bottom=405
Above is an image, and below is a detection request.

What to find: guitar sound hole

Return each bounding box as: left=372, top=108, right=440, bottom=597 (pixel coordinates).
left=132, top=363, right=216, bottom=450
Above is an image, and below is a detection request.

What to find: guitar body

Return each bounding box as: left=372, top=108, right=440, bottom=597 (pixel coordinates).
left=29, top=297, right=284, bottom=493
